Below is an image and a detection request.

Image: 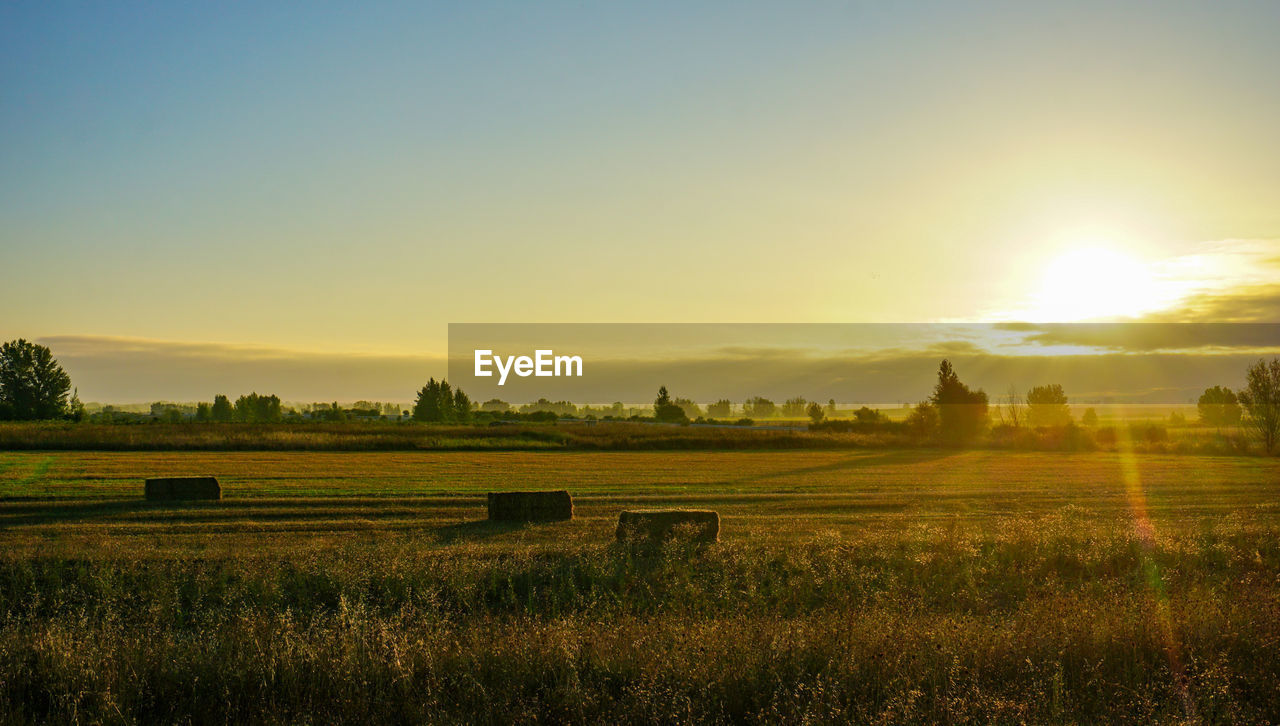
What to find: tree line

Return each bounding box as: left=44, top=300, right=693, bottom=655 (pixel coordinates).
left=3, top=337, right=1279, bottom=453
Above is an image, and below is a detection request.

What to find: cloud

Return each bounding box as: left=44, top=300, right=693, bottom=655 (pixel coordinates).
left=1137, top=240, right=1280, bottom=324
left=34, top=327, right=1279, bottom=406
left=994, top=322, right=1280, bottom=351
left=37, top=336, right=444, bottom=403
left=1143, top=284, right=1280, bottom=324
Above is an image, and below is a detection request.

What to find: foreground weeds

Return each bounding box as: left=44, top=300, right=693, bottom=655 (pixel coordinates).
left=1, top=509, right=1278, bottom=724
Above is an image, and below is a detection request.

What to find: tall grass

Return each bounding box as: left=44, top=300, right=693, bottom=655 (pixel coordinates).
left=1, top=509, right=1277, bottom=723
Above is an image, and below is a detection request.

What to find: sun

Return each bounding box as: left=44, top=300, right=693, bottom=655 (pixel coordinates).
left=1028, top=245, right=1165, bottom=321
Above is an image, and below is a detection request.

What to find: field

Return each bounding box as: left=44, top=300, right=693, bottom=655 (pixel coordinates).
left=1, top=448, right=1279, bottom=723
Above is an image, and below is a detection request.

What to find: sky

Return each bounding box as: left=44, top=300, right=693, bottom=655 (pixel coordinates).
left=2, top=2, right=1278, bottom=401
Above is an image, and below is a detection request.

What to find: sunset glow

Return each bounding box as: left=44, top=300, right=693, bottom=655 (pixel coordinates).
left=1028, top=245, right=1165, bottom=321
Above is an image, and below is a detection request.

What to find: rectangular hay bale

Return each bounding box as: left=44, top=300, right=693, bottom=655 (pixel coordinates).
left=487, top=490, right=573, bottom=522
left=616, top=509, right=719, bottom=543
left=145, top=476, right=221, bottom=501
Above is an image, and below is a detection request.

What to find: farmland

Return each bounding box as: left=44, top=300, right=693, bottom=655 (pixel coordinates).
left=1, top=448, right=1279, bottom=723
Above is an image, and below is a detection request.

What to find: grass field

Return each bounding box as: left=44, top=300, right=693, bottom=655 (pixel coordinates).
left=1, top=449, right=1278, bottom=723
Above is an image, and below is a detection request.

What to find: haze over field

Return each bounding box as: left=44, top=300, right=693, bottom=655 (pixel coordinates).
left=2, top=2, right=1278, bottom=400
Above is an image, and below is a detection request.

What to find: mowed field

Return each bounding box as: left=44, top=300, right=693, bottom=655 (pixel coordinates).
left=1, top=449, right=1279, bottom=723
left=1, top=449, right=1275, bottom=552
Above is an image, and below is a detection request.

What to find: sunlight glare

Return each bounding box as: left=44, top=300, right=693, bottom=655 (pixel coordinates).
left=1029, top=244, right=1167, bottom=321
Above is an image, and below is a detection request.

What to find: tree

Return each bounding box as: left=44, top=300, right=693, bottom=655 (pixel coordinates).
left=654, top=386, right=671, bottom=409
left=67, top=388, right=86, bottom=422
left=1081, top=408, right=1098, bottom=427
left=195, top=402, right=212, bottom=422
left=906, top=402, right=939, bottom=437
left=853, top=406, right=884, bottom=425
left=1002, top=385, right=1024, bottom=429
left=825, top=399, right=837, bottom=417
left=211, top=394, right=234, bottom=422
left=414, top=379, right=454, bottom=422
left=806, top=401, right=825, bottom=424
left=412, top=379, right=472, bottom=423
left=1026, top=384, right=1071, bottom=428
left=706, top=399, right=732, bottom=418
left=654, top=386, right=688, bottom=423
left=929, top=360, right=988, bottom=441
left=0, top=339, right=73, bottom=420
left=453, top=388, right=472, bottom=423
left=1198, top=386, right=1242, bottom=428
left=782, top=397, right=808, bottom=418
left=1239, top=358, right=1280, bottom=454
left=313, top=401, right=347, bottom=422
left=671, top=397, right=701, bottom=419
left=743, top=397, right=776, bottom=418
left=233, top=393, right=282, bottom=423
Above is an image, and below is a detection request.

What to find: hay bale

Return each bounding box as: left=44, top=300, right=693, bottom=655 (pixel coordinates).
left=145, top=476, right=221, bottom=501
left=616, top=509, right=719, bottom=543
left=487, top=490, right=573, bottom=522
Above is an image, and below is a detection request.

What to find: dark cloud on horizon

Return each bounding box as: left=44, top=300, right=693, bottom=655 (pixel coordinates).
left=36, top=331, right=1279, bottom=406
left=39, top=336, right=442, bottom=403
left=1151, top=284, right=1280, bottom=323
left=995, top=322, right=1280, bottom=351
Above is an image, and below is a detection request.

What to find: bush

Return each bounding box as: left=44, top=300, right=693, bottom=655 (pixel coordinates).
left=1132, top=423, right=1168, bottom=444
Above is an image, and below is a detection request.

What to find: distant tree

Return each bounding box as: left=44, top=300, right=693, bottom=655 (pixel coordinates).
left=518, top=398, right=577, bottom=417
left=673, top=397, right=702, bottom=419
left=317, top=401, right=347, bottom=422
left=825, top=399, right=837, bottom=417
left=68, top=388, right=86, bottom=422
left=195, top=402, right=212, bottom=422
left=806, top=401, right=825, bottom=424
left=1002, top=385, right=1024, bottom=429
left=0, top=339, right=72, bottom=420
left=1197, top=386, right=1242, bottom=428
left=453, top=388, right=472, bottom=423
left=654, top=386, right=671, bottom=409
left=1169, top=410, right=1187, bottom=426
left=654, top=386, right=688, bottom=423
left=1026, top=384, right=1071, bottom=428
left=1239, top=358, right=1280, bottom=454
left=260, top=394, right=283, bottom=422
left=1081, top=408, right=1098, bottom=427
left=744, top=397, right=776, bottom=418
left=706, top=399, right=732, bottom=418
left=481, top=398, right=511, bottom=413
left=782, top=397, right=808, bottom=418
left=853, top=406, right=884, bottom=425
left=412, top=380, right=473, bottom=423
left=211, top=394, right=234, bottom=422
left=929, top=360, right=988, bottom=441
left=414, top=379, right=457, bottom=422
left=233, top=393, right=282, bottom=423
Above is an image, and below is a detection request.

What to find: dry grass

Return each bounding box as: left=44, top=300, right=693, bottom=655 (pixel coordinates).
left=0, top=449, right=1277, bottom=723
